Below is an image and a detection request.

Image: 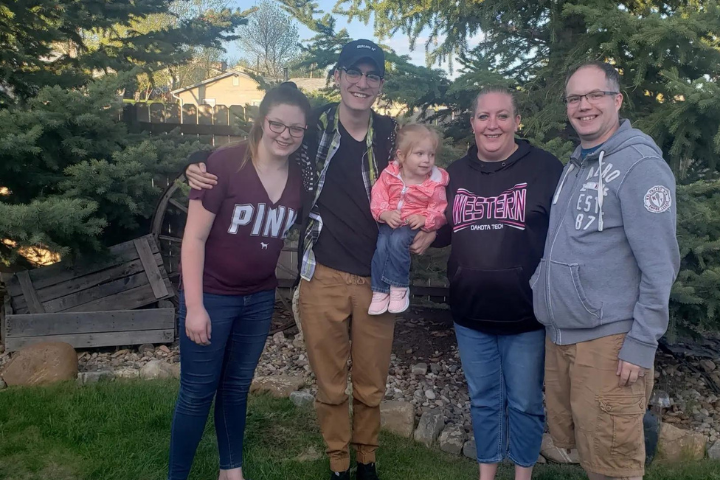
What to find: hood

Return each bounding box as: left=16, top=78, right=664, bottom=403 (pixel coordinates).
left=385, top=160, right=449, bottom=194
left=464, top=139, right=532, bottom=174
left=570, top=119, right=663, bottom=165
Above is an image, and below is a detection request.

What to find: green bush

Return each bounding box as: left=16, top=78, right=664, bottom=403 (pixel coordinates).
left=670, top=179, right=720, bottom=332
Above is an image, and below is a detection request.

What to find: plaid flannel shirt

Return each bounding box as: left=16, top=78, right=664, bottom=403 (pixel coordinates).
left=297, top=104, right=397, bottom=281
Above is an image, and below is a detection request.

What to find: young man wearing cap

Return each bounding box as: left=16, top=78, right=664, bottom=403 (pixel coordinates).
left=531, top=62, right=680, bottom=480
left=186, top=39, right=435, bottom=480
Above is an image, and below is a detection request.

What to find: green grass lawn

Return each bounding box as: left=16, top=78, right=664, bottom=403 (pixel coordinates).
left=1, top=380, right=719, bottom=480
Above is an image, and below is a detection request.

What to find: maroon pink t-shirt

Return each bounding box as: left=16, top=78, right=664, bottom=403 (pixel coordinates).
left=186, top=143, right=301, bottom=295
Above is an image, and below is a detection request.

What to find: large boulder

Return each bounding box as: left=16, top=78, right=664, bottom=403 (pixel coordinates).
left=438, top=424, right=466, bottom=455
left=380, top=401, right=415, bottom=438
left=414, top=410, right=445, bottom=447
left=2, top=342, right=78, bottom=386
left=140, top=360, right=175, bottom=380
left=251, top=375, right=305, bottom=397
left=540, top=433, right=580, bottom=464
left=658, top=423, right=707, bottom=462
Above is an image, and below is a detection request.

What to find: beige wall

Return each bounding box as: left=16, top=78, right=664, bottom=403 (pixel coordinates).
left=177, top=74, right=264, bottom=107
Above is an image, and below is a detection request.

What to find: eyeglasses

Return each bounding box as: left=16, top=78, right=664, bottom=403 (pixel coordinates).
left=265, top=119, right=306, bottom=138
left=341, top=67, right=383, bottom=87
left=564, top=90, right=619, bottom=106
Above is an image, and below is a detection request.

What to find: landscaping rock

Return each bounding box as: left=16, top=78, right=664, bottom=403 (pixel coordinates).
left=170, top=363, right=181, bottom=379
left=290, top=390, right=314, bottom=407
left=251, top=375, right=304, bottom=397
left=430, top=363, right=441, bottom=375
left=0, top=379, right=6, bottom=390
left=140, top=360, right=174, bottom=380
left=273, top=331, right=285, bottom=345
left=292, top=335, right=305, bottom=350
left=79, top=369, right=114, bottom=385
left=462, top=439, right=476, bottom=460
left=540, top=434, right=580, bottom=464
left=658, top=423, right=707, bottom=461
left=700, top=360, right=717, bottom=373
left=157, top=345, right=171, bottom=354
left=536, top=454, right=547, bottom=464
left=2, top=342, right=78, bottom=386
left=425, top=389, right=436, bottom=400
left=114, top=367, right=140, bottom=379
left=439, top=425, right=466, bottom=455
left=138, top=344, right=155, bottom=356
left=649, top=390, right=672, bottom=409
left=411, top=363, right=428, bottom=376
left=380, top=401, right=415, bottom=438
left=707, top=441, right=720, bottom=460
left=414, top=410, right=444, bottom=447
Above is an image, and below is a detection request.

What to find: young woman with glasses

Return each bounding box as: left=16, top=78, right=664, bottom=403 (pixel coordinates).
left=167, top=82, right=311, bottom=480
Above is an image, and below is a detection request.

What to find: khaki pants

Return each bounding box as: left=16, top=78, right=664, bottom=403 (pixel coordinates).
left=299, top=263, right=396, bottom=472
left=545, top=334, right=654, bottom=478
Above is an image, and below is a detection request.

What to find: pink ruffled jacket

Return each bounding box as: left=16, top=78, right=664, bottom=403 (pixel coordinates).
left=370, top=161, right=450, bottom=231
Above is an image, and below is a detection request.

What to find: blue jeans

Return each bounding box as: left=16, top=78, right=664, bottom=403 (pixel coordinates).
left=454, top=324, right=546, bottom=467
left=168, top=290, right=274, bottom=480
left=371, top=224, right=419, bottom=293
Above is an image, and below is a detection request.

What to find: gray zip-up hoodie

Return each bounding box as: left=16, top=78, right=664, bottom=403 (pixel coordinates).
left=530, top=119, right=680, bottom=368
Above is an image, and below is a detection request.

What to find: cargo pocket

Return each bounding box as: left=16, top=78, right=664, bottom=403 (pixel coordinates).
left=546, top=261, right=603, bottom=329
left=596, top=394, right=646, bottom=459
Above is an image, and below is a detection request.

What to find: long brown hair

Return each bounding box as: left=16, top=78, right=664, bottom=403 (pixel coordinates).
left=241, top=82, right=312, bottom=169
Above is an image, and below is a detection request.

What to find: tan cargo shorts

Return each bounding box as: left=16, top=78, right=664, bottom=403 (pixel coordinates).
left=545, top=334, right=653, bottom=478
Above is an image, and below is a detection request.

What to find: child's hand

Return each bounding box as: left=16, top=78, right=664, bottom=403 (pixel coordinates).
left=380, top=210, right=403, bottom=228
left=407, top=214, right=426, bottom=230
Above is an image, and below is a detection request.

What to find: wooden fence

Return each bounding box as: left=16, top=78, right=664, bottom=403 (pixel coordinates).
left=123, top=102, right=256, bottom=145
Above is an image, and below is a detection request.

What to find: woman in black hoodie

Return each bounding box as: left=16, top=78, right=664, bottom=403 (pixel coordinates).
left=435, top=87, right=563, bottom=480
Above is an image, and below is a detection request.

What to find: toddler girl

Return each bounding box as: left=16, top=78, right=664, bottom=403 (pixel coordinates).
left=369, top=124, right=449, bottom=314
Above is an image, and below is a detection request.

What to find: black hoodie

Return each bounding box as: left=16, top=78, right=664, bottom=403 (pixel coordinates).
left=436, top=139, right=563, bottom=335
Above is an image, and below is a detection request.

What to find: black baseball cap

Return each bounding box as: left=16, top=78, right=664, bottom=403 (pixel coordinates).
left=337, top=39, right=385, bottom=77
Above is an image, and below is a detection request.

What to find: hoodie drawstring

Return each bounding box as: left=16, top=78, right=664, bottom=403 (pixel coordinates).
left=553, top=163, right=575, bottom=205
left=597, top=151, right=605, bottom=232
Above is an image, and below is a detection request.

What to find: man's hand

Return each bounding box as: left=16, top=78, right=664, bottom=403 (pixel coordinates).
left=617, top=360, right=645, bottom=387
left=411, top=230, right=437, bottom=255
left=406, top=214, right=426, bottom=230
left=380, top=210, right=403, bottom=228
left=186, top=162, right=218, bottom=190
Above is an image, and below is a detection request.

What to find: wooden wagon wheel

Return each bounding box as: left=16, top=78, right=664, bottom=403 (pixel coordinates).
left=150, top=170, right=298, bottom=334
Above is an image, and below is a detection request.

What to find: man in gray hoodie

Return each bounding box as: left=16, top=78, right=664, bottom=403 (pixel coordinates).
left=531, top=62, right=680, bottom=480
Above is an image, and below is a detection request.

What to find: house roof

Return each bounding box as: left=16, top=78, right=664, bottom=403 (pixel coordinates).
left=288, top=77, right=330, bottom=93
left=170, top=69, right=330, bottom=95
left=170, top=70, right=256, bottom=94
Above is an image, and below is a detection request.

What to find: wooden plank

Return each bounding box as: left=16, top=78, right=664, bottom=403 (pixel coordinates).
left=5, top=329, right=175, bottom=352
left=6, top=308, right=174, bottom=337
left=134, top=238, right=169, bottom=298
left=136, top=122, right=237, bottom=136
left=66, top=278, right=173, bottom=312
left=40, top=271, right=153, bottom=313
left=17, top=270, right=45, bottom=313
left=10, top=253, right=164, bottom=313
left=169, top=198, right=188, bottom=214
left=2, top=295, right=11, bottom=343
left=5, top=234, right=159, bottom=296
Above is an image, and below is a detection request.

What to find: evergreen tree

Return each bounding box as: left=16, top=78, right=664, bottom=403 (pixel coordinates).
left=0, top=74, right=208, bottom=264
left=0, top=0, right=250, bottom=104
left=331, top=0, right=720, bottom=180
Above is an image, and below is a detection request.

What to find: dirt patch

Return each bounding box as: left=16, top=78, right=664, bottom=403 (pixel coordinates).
left=392, top=306, right=456, bottom=365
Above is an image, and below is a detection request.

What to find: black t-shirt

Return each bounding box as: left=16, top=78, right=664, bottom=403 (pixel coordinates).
left=313, top=123, right=380, bottom=276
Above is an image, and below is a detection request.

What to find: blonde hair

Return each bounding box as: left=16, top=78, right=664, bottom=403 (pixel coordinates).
left=395, top=124, right=441, bottom=163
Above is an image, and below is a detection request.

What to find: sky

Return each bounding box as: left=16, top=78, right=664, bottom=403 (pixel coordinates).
left=229, top=0, right=478, bottom=78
